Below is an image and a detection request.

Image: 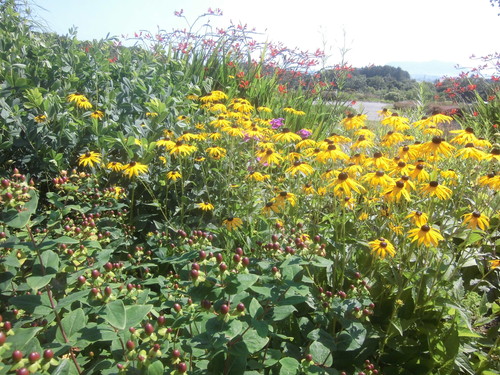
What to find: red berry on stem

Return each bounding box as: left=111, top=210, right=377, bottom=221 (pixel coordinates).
left=43, top=349, right=54, bottom=360
left=12, top=350, right=23, bottom=362
left=177, top=362, right=187, bottom=373
left=28, top=351, right=40, bottom=363
left=144, top=323, right=154, bottom=335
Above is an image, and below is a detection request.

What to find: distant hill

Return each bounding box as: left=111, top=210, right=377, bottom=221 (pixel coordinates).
left=386, top=60, right=461, bottom=81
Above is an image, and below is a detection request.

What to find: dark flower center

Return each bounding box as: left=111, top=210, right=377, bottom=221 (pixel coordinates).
left=266, top=149, right=273, bottom=155
left=373, top=152, right=382, bottom=158
left=380, top=241, right=387, bottom=248
left=327, top=145, right=337, bottom=150
left=280, top=191, right=288, bottom=197
left=338, top=172, right=348, bottom=181
left=401, top=175, right=409, bottom=181
left=472, top=211, right=481, bottom=218
left=403, top=146, right=410, bottom=151
left=396, top=181, right=405, bottom=188
left=416, top=164, right=424, bottom=170
left=375, top=170, right=385, bottom=177
left=465, top=143, right=474, bottom=148
left=129, top=161, right=136, bottom=166
left=421, top=225, right=430, bottom=232
left=492, top=148, right=500, bottom=155
left=429, top=181, right=439, bottom=187
left=465, top=127, right=474, bottom=133
left=398, top=161, right=406, bottom=168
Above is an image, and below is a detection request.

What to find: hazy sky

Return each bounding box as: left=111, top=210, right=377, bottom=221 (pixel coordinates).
left=33, top=0, right=499, bottom=72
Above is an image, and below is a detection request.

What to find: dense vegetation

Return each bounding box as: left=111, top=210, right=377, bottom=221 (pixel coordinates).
left=0, top=1, right=499, bottom=375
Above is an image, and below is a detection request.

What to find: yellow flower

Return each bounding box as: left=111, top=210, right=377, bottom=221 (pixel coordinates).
left=166, top=171, right=182, bottom=181
left=90, top=110, right=104, bottom=119
left=484, top=148, right=500, bottom=162
left=316, top=144, right=349, bottom=163
left=489, top=259, right=500, bottom=269
left=369, top=237, right=396, bottom=258
left=262, top=201, right=281, bottom=215
left=34, top=114, right=47, bottom=123
left=328, top=172, right=365, bottom=196
left=382, top=180, right=411, bottom=202
left=222, top=217, right=243, bottom=231
left=389, top=161, right=415, bottom=177
left=111, top=186, right=125, bottom=199
left=77, top=99, right=93, bottom=110
left=258, top=106, right=272, bottom=113
left=377, top=108, right=393, bottom=118
left=427, top=112, right=453, bottom=125
left=206, top=146, right=227, bottom=160
left=407, top=224, right=444, bottom=247
left=272, top=128, right=302, bottom=143
left=409, top=163, right=430, bottom=182
left=462, top=211, right=490, bottom=230
left=197, top=202, right=214, bottom=211
left=169, top=141, right=197, bottom=157
left=418, top=137, right=455, bottom=159
left=420, top=181, right=452, bottom=200
left=381, top=113, right=410, bottom=131
left=256, top=148, right=283, bottom=166
left=221, top=124, right=245, bottom=138
left=201, top=90, right=228, bottom=103
left=477, top=173, right=500, bottom=190
left=247, top=172, right=270, bottom=182
left=122, top=161, right=148, bottom=178
left=302, top=183, right=316, bottom=195
left=210, top=116, right=232, bottom=128
left=455, top=143, right=487, bottom=161
left=405, top=211, right=428, bottom=227
left=209, top=103, right=227, bottom=113
left=67, top=93, right=92, bottom=109
left=285, top=161, right=315, bottom=177
left=361, top=170, right=395, bottom=188
left=364, top=152, right=393, bottom=171
left=423, top=126, right=443, bottom=136
left=449, top=127, right=478, bottom=145
left=274, top=191, right=297, bottom=207
left=146, top=112, right=159, bottom=117
left=107, top=161, right=124, bottom=172
left=350, top=135, right=374, bottom=150
left=341, top=113, right=364, bottom=130
left=295, top=139, right=317, bottom=150
left=381, top=131, right=405, bottom=147
left=156, top=138, right=176, bottom=149
left=78, top=151, right=101, bottom=167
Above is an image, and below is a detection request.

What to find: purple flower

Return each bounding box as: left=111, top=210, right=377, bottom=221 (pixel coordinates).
left=270, top=118, right=285, bottom=129
left=297, top=128, right=312, bottom=139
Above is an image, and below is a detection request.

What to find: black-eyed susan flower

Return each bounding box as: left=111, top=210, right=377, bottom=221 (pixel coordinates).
left=420, top=181, right=452, bottom=200
left=449, top=127, right=478, bottom=145
left=398, top=145, right=419, bottom=161
left=222, top=217, right=243, bottom=231
left=257, top=106, right=272, bottom=113
left=369, top=237, right=396, bottom=258
left=382, top=180, right=411, bottom=202
left=34, top=114, right=47, bottom=123
left=389, top=161, right=415, bottom=177
left=262, top=201, right=281, bottom=215
left=440, top=169, right=458, bottom=182
left=295, top=139, right=317, bottom=150
left=210, top=115, right=231, bottom=128
left=146, top=112, right=158, bottom=118
left=423, top=126, right=444, bottom=136
left=317, top=144, right=349, bottom=163
left=342, top=196, right=356, bottom=210
left=285, top=161, right=315, bottom=177
left=455, top=143, right=487, bottom=161
left=351, top=135, right=374, bottom=150
left=272, top=128, right=302, bottom=143
left=462, top=211, right=490, bottom=230
left=302, top=183, right=316, bottom=195
left=341, top=113, right=363, bottom=130
left=231, top=99, right=254, bottom=113
left=200, top=90, right=228, bottom=103
left=427, top=112, right=453, bottom=125
left=377, top=108, right=393, bottom=118
left=350, top=153, right=367, bottom=165
left=344, top=164, right=364, bottom=178
left=327, top=133, right=352, bottom=144
left=381, top=131, right=405, bottom=147
left=328, top=172, right=365, bottom=196
left=123, top=161, right=148, bottom=178
left=418, top=137, right=455, bottom=159
left=209, top=103, right=227, bottom=113
left=247, top=171, right=270, bottom=182
left=354, top=127, right=375, bottom=139
left=169, top=141, right=197, bottom=157
left=474, top=138, right=492, bottom=149
left=409, top=163, right=430, bottom=182
left=285, top=152, right=302, bottom=162
left=107, top=161, right=124, bottom=172
left=274, top=191, right=297, bottom=207
left=407, top=224, right=444, bottom=247
left=362, top=170, right=395, bottom=188
left=364, top=152, right=393, bottom=171
left=156, top=137, right=176, bottom=149
left=489, top=259, right=500, bottom=270
left=381, top=113, right=410, bottom=131
left=257, top=148, right=283, bottom=166
left=78, top=151, right=101, bottom=167
left=197, top=202, right=214, bottom=211
left=478, top=172, right=500, bottom=190
left=406, top=210, right=428, bottom=227
left=221, top=124, right=245, bottom=138
left=206, top=146, right=227, bottom=160
left=90, top=110, right=104, bottom=119
left=167, top=171, right=182, bottom=181
left=484, top=148, right=500, bottom=162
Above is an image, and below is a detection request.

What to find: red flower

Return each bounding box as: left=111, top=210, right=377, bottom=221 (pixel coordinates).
left=239, top=80, right=250, bottom=89
left=473, top=111, right=479, bottom=116
left=488, top=95, right=496, bottom=101
left=278, top=84, right=287, bottom=94
left=236, top=71, right=245, bottom=78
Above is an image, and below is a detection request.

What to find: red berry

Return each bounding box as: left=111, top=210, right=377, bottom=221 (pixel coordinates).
left=43, top=349, right=54, bottom=360
left=177, top=362, right=187, bottom=373
left=104, top=262, right=113, bottom=271
left=12, top=350, right=23, bottom=362
left=305, top=354, right=313, bottom=362
left=172, top=349, right=181, bottom=358
left=173, top=303, right=182, bottom=313
left=104, top=286, right=112, bottom=296
left=190, top=269, right=199, bottom=279
left=219, top=263, right=227, bottom=272
left=236, top=303, right=245, bottom=312
left=242, top=257, right=250, bottom=266
left=16, top=369, right=29, bottom=375
left=28, top=351, right=40, bottom=363
left=3, top=321, right=12, bottom=331
left=144, top=323, right=154, bottom=335
left=157, top=315, right=166, bottom=326
left=220, top=304, right=229, bottom=315
left=91, top=269, right=100, bottom=279
left=0, top=331, right=6, bottom=345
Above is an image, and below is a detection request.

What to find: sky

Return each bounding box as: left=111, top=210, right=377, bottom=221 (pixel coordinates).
left=31, top=0, right=500, bottom=75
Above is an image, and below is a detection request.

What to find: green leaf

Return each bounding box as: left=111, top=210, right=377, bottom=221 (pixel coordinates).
left=147, top=360, right=164, bottom=375
left=27, top=250, right=60, bottom=290
left=125, top=304, right=153, bottom=329
left=104, top=299, right=127, bottom=330
left=248, top=298, right=263, bottom=318
left=5, top=327, right=42, bottom=352
left=271, top=305, right=296, bottom=321
left=309, top=341, right=333, bottom=367
left=279, top=357, right=300, bottom=375
left=10, top=294, right=52, bottom=316
left=56, top=308, right=86, bottom=344
left=2, top=190, right=39, bottom=228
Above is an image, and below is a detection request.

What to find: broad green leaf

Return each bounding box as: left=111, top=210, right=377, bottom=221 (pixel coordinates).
left=104, top=299, right=127, bottom=330
left=56, top=308, right=87, bottom=344
left=5, top=327, right=42, bottom=352
left=10, top=294, right=52, bottom=316
left=147, top=360, right=164, bottom=375
left=248, top=298, right=263, bottom=318
left=271, top=305, right=296, bottom=321
left=2, top=190, right=38, bottom=228
left=125, top=304, right=153, bottom=329
left=309, top=341, right=333, bottom=367
left=27, top=250, right=60, bottom=290
left=279, top=357, right=300, bottom=375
